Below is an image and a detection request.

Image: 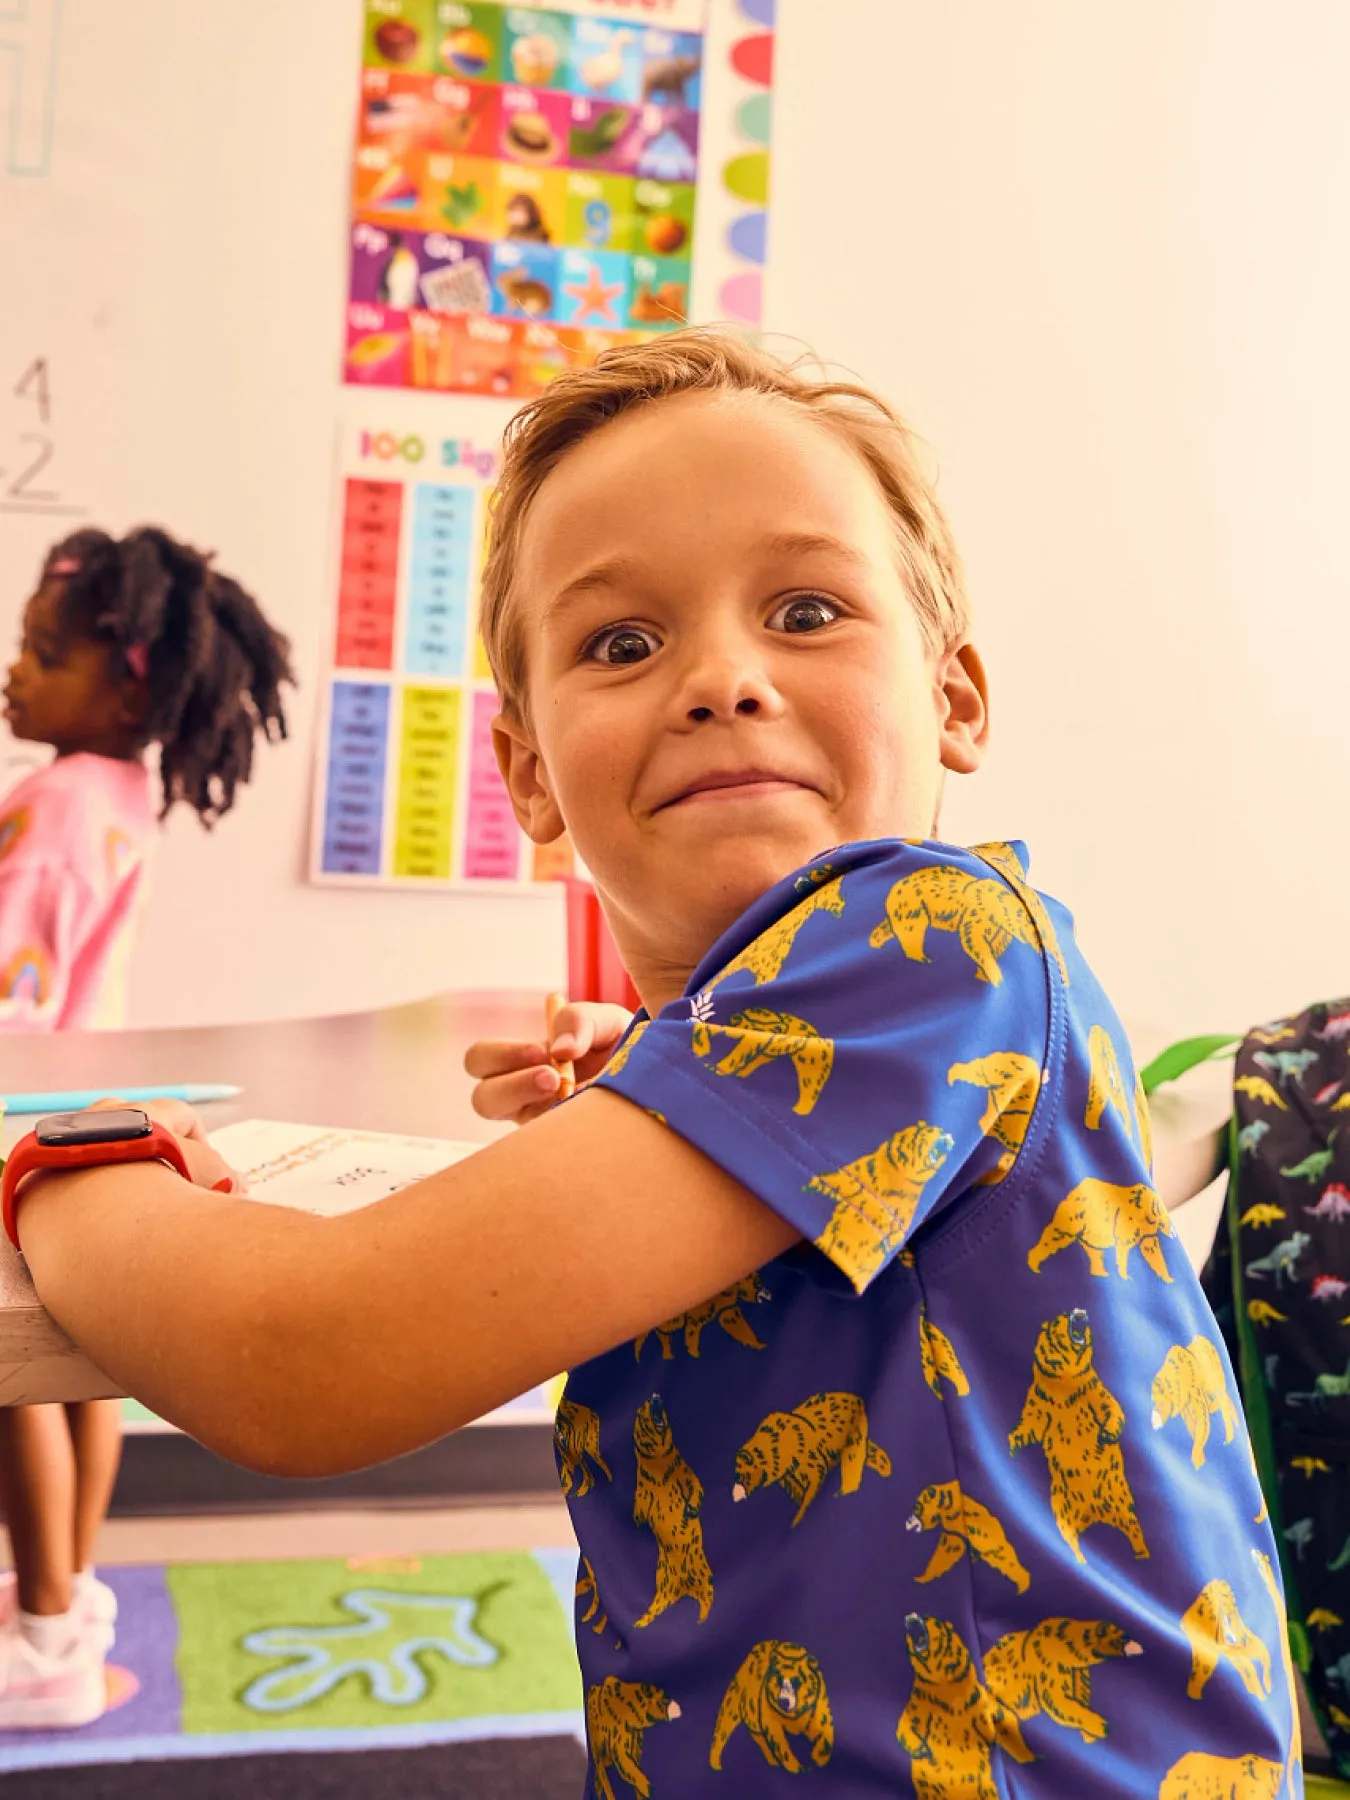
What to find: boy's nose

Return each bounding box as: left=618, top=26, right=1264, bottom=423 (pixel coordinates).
left=688, top=694, right=760, bottom=723
left=679, top=646, right=784, bottom=726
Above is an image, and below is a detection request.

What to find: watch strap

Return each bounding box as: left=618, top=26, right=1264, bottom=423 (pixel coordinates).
left=2, top=1124, right=191, bottom=1252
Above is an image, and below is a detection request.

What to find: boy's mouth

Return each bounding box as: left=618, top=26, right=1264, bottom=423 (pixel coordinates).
left=654, top=767, right=815, bottom=811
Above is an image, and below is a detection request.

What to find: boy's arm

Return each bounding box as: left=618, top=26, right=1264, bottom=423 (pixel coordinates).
left=16, top=1088, right=799, bottom=1476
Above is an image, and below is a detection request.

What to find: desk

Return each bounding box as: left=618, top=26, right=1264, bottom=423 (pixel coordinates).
left=0, top=991, right=541, bottom=1407
left=0, top=999, right=1234, bottom=1408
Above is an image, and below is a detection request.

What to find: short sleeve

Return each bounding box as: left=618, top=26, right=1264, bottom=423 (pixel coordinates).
left=0, top=863, right=89, bottom=1030
left=593, top=842, right=1058, bottom=1292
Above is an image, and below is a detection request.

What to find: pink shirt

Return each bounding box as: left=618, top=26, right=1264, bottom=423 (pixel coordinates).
left=0, top=755, right=156, bottom=1031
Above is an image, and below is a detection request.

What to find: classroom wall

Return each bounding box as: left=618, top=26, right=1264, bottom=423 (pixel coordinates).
left=770, top=0, right=1350, bottom=1034
left=2, top=1, right=1346, bottom=1033
left=0, top=0, right=567, bottom=1027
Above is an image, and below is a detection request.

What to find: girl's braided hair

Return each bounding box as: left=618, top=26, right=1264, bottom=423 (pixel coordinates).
left=40, top=526, right=294, bottom=826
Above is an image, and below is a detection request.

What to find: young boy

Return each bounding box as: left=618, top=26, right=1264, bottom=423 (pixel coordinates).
left=10, top=332, right=1298, bottom=1794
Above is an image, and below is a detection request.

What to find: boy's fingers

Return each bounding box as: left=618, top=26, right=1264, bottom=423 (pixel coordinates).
left=145, top=1100, right=208, bottom=1143
left=177, top=1136, right=244, bottom=1194
left=463, top=1039, right=549, bottom=1082
left=91, top=1095, right=210, bottom=1144
left=471, top=1065, right=561, bottom=1122
left=549, top=1003, right=633, bottom=1063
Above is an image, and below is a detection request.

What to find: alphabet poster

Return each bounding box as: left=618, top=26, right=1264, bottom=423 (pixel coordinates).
left=313, top=0, right=775, bottom=888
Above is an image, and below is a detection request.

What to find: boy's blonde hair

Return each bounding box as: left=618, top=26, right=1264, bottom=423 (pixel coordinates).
left=480, top=327, right=970, bottom=721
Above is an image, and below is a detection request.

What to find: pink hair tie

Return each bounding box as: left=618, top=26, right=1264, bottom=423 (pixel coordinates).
left=125, top=644, right=149, bottom=679
left=49, top=557, right=80, bottom=576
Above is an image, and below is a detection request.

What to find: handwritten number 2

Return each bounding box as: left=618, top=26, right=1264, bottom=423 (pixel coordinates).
left=8, top=435, right=57, bottom=502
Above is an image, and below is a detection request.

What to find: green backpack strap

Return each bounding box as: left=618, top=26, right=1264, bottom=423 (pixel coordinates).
left=1138, top=1033, right=1241, bottom=1095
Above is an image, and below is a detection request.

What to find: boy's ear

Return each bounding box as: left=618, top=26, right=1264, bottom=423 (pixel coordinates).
left=936, top=640, right=990, bottom=776
left=492, top=712, right=566, bottom=843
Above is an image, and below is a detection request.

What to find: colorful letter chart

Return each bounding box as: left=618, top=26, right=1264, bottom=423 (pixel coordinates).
left=311, top=400, right=567, bottom=889
left=345, top=0, right=708, bottom=395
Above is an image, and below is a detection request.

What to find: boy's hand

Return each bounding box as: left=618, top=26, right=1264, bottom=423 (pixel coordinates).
left=465, top=1001, right=635, bottom=1127
left=84, top=1096, right=245, bottom=1194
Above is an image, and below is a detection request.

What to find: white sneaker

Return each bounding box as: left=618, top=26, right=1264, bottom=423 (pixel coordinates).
left=0, top=1570, right=117, bottom=1643
left=0, top=1616, right=106, bottom=1729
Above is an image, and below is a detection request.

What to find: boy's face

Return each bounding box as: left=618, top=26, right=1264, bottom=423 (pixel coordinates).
left=496, top=390, right=989, bottom=998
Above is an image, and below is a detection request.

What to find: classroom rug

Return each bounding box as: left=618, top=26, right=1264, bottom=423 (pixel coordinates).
left=0, top=1548, right=585, bottom=1797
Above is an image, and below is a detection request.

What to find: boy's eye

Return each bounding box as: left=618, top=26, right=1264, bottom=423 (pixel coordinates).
left=585, top=625, right=659, bottom=666
left=770, top=594, right=840, bottom=635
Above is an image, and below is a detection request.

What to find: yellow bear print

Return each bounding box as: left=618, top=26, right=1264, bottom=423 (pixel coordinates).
left=691, top=1007, right=835, bottom=1115
left=1134, top=1070, right=1154, bottom=1172
left=1180, top=1580, right=1272, bottom=1701
left=554, top=1398, right=612, bottom=1499
left=808, top=1123, right=954, bottom=1288
left=896, top=1613, right=1033, bottom=1800
left=1086, top=1025, right=1133, bottom=1134
left=983, top=1617, right=1141, bottom=1744
left=706, top=880, right=847, bottom=994
left=906, top=1479, right=1030, bottom=1592
left=947, top=1052, right=1044, bottom=1184
left=1010, top=1308, right=1149, bottom=1563
left=869, top=864, right=1041, bottom=986
left=1251, top=1546, right=1301, bottom=1782
left=973, top=841, right=1071, bottom=984
left=732, top=1392, right=890, bottom=1526
left=632, top=1396, right=715, bottom=1627
left=1151, top=1338, right=1239, bottom=1467
left=1028, top=1177, right=1175, bottom=1282
left=587, top=1676, right=681, bottom=1800
left=710, top=1641, right=834, bottom=1773
left=1158, top=1752, right=1284, bottom=1800
left=635, top=1274, right=771, bottom=1361
left=919, top=1311, right=970, bottom=1399
left=603, top=1020, right=650, bottom=1079
left=576, top=1555, right=619, bottom=1646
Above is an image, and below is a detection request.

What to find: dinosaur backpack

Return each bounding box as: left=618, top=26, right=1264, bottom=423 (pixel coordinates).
left=1145, top=999, right=1350, bottom=1778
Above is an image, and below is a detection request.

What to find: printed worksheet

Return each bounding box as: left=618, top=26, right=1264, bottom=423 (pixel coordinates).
left=206, top=1119, right=563, bottom=1424
left=209, top=1118, right=481, bottom=1217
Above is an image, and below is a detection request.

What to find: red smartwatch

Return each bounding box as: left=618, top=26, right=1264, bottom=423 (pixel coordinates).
left=2, top=1107, right=191, bottom=1251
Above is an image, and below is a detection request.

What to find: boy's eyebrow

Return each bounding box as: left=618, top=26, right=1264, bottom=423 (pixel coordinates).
left=542, top=557, right=645, bottom=625
left=541, top=533, right=871, bottom=624
left=757, top=531, right=871, bottom=568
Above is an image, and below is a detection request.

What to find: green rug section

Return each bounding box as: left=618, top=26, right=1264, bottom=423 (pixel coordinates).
left=1306, top=1778, right=1350, bottom=1798
left=168, top=1552, right=581, bottom=1735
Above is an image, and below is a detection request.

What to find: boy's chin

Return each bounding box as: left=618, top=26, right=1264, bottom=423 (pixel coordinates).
left=692, top=830, right=840, bottom=905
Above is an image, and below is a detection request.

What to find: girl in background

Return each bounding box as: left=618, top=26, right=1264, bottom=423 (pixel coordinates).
left=0, top=526, right=293, bottom=1726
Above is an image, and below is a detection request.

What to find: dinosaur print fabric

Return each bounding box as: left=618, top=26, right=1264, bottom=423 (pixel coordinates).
left=557, top=839, right=1297, bottom=1795
left=1204, top=997, right=1350, bottom=1777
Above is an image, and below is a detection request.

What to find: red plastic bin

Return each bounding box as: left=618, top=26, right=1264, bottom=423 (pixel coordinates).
left=563, top=878, right=641, bottom=1011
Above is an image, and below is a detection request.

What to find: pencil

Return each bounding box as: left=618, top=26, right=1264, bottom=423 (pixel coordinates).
left=545, top=992, right=576, bottom=1100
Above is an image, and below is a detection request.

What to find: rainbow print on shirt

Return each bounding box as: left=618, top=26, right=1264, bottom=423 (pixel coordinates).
left=0, top=943, right=51, bottom=1004
left=0, top=809, right=31, bottom=864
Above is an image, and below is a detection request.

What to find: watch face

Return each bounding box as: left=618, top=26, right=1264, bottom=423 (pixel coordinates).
left=36, top=1108, right=153, bottom=1148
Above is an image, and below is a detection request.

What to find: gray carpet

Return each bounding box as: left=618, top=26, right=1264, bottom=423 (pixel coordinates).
left=0, top=1735, right=588, bottom=1799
